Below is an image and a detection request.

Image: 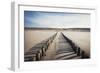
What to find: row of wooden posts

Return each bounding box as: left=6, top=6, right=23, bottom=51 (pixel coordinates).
left=61, top=33, right=86, bottom=58
left=24, top=33, right=57, bottom=61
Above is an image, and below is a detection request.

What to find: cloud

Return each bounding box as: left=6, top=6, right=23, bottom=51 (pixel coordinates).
left=24, top=11, right=90, bottom=28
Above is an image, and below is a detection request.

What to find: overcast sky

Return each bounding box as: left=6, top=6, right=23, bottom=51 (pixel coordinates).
left=24, top=11, right=90, bottom=28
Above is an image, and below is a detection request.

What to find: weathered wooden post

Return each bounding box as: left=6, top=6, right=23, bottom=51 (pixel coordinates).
left=81, top=51, right=85, bottom=58
left=77, top=47, right=80, bottom=56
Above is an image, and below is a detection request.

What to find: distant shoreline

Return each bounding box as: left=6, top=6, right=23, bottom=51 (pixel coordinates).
left=24, top=27, right=90, bottom=32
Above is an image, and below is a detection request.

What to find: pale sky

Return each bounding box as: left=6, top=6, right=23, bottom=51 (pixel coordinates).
left=24, top=11, right=90, bottom=28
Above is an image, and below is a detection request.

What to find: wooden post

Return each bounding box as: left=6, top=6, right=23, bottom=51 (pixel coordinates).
left=81, top=51, right=85, bottom=58
left=77, top=47, right=80, bottom=56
